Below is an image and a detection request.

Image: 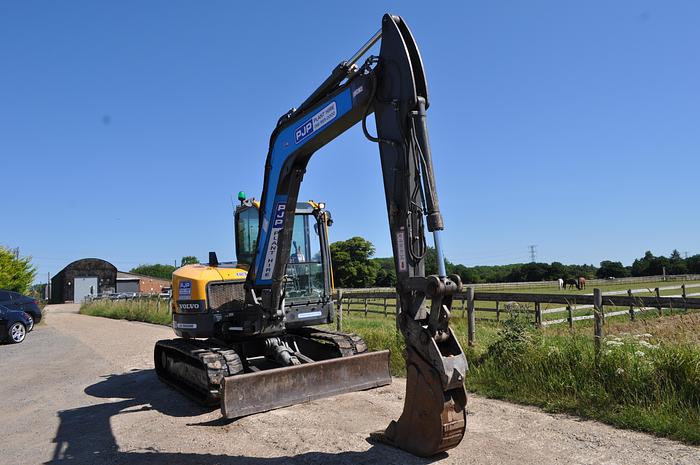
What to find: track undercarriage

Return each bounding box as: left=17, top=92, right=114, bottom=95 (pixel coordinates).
left=154, top=328, right=392, bottom=417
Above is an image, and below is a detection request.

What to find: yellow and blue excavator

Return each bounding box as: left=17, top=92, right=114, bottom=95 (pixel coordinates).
left=156, top=197, right=381, bottom=409
left=155, top=14, right=467, bottom=457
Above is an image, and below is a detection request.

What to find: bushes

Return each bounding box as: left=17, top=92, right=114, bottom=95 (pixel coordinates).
left=0, top=246, right=36, bottom=294
left=468, top=316, right=700, bottom=444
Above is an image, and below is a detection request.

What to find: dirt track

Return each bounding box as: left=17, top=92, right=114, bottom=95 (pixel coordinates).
left=1, top=304, right=698, bottom=464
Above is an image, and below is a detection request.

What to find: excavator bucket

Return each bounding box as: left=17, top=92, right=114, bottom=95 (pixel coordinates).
left=220, top=350, right=392, bottom=418
left=371, top=347, right=467, bottom=457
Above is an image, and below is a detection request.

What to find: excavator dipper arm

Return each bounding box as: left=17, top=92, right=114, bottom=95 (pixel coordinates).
left=245, top=14, right=468, bottom=457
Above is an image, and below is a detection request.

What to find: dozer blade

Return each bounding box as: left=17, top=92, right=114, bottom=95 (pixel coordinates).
left=371, top=347, right=467, bottom=457
left=220, top=350, right=391, bottom=418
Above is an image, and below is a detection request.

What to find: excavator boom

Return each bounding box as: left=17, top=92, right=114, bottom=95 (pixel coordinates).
left=226, top=14, right=468, bottom=456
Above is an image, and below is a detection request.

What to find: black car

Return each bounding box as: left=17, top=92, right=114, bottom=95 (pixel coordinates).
left=0, top=304, right=31, bottom=344
left=0, top=289, right=42, bottom=331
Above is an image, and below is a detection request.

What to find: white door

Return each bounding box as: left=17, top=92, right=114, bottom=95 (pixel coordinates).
left=74, top=277, right=98, bottom=303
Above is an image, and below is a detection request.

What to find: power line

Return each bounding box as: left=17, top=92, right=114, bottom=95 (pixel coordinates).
left=528, top=245, right=537, bottom=263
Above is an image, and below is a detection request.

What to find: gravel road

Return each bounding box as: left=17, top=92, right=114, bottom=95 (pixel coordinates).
left=1, top=304, right=697, bottom=465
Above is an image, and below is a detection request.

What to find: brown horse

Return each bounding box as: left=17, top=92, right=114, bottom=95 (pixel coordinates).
left=578, top=277, right=586, bottom=290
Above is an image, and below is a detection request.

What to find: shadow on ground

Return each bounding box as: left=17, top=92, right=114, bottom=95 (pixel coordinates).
left=48, top=369, right=440, bottom=464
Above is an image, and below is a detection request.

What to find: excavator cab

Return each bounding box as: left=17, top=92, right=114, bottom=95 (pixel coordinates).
left=234, top=197, right=335, bottom=327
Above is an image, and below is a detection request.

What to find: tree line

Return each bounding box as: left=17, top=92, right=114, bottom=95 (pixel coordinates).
left=6, top=240, right=693, bottom=295
left=330, top=237, right=700, bottom=288
left=129, top=256, right=199, bottom=279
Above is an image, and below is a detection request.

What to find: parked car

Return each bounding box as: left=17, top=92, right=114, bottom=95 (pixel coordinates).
left=107, top=292, right=136, bottom=300
left=0, top=289, right=42, bottom=331
left=0, top=304, right=31, bottom=344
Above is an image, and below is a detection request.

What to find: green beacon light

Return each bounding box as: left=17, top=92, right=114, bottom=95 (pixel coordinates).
left=237, top=191, right=246, bottom=203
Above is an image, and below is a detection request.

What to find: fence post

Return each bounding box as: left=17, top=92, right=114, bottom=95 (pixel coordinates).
left=467, top=287, right=475, bottom=346
left=567, top=305, right=573, bottom=329
left=682, top=284, right=687, bottom=312
left=364, top=297, right=368, bottom=317
left=336, top=290, right=343, bottom=332
left=594, top=288, right=603, bottom=353
left=495, top=301, right=500, bottom=322
left=395, top=292, right=401, bottom=331
left=534, top=302, right=542, bottom=328
left=627, top=289, right=635, bottom=321
left=383, top=297, right=388, bottom=317
left=655, top=287, right=662, bottom=316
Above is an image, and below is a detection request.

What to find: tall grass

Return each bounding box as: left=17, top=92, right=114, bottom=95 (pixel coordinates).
left=80, top=299, right=172, bottom=326
left=79, top=298, right=700, bottom=443
left=468, top=313, right=700, bottom=444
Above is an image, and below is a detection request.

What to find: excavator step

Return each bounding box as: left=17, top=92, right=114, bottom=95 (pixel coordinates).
left=220, top=350, right=392, bottom=418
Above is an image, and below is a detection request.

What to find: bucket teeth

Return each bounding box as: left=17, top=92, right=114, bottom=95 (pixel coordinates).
left=371, top=347, right=467, bottom=457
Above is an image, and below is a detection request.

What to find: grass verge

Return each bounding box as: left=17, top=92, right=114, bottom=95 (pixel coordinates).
left=466, top=313, right=700, bottom=445
left=80, top=299, right=172, bottom=326
left=79, top=299, right=699, bottom=444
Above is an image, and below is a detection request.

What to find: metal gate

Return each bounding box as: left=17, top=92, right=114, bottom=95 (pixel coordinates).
left=74, top=277, right=98, bottom=303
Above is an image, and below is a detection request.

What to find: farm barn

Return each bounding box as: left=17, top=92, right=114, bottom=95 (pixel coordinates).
left=50, top=259, right=172, bottom=303
left=50, top=258, right=117, bottom=303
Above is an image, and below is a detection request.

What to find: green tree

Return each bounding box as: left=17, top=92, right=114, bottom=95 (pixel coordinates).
left=180, top=256, right=199, bottom=266
left=668, top=249, right=688, bottom=275
left=0, top=247, right=36, bottom=294
left=549, top=261, right=566, bottom=280
left=506, top=262, right=550, bottom=282
left=687, top=254, right=700, bottom=274
left=631, top=251, right=654, bottom=276
left=330, top=237, right=380, bottom=288
left=130, top=264, right=176, bottom=280
left=596, top=260, right=629, bottom=278
left=423, top=246, right=457, bottom=276
left=372, top=257, right=396, bottom=287
left=451, top=264, right=480, bottom=284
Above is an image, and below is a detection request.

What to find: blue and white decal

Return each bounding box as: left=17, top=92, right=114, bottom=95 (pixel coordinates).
left=298, top=310, right=323, bottom=319
left=255, top=88, right=355, bottom=285
left=174, top=322, right=197, bottom=330
left=294, top=101, right=338, bottom=144
left=178, top=280, right=192, bottom=298
left=258, top=195, right=288, bottom=282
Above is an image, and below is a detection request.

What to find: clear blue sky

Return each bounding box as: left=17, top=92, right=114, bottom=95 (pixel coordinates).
left=2, top=1, right=698, bottom=283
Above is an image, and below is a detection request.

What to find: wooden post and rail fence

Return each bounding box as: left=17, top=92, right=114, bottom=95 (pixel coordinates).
left=334, top=283, right=700, bottom=346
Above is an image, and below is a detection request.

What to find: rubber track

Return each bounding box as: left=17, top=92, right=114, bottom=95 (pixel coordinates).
left=155, top=338, right=243, bottom=404
left=287, top=327, right=368, bottom=357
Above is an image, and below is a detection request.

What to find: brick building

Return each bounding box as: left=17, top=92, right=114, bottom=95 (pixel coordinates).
left=116, top=271, right=171, bottom=295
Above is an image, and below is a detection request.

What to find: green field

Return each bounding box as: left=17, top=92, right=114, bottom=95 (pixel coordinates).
left=342, top=278, right=700, bottom=327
